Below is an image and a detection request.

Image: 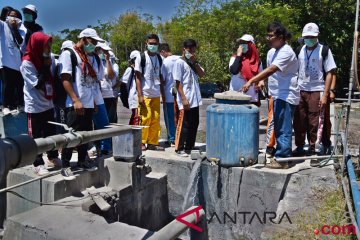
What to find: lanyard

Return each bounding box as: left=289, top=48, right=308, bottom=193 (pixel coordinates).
left=149, top=56, right=158, bottom=77
left=305, top=47, right=316, bottom=70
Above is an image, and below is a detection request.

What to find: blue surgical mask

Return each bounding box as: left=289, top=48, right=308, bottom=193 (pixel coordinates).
left=84, top=43, right=96, bottom=53
left=304, top=38, right=318, bottom=48
left=147, top=44, right=158, bottom=53
left=99, top=53, right=105, bottom=60
left=185, top=51, right=191, bottom=60
left=241, top=44, right=249, bottom=54
left=23, top=13, right=34, bottom=22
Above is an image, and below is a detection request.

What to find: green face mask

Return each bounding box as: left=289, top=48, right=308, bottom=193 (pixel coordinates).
left=241, top=44, right=249, bottom=54
left=84, top=42, right=96, bottom=53
left=147, top=44, right=158, bottom=53
left=23, top=13, right=34, bottom=22
left=304, top=38, right=318, bottom=48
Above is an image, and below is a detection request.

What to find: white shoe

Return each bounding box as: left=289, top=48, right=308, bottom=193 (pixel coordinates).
left=61, top=167, right=76, bottom=181
left=176, top=150, right=189, bottom=157
left=34, top=165, right=50, bottom=176
left=2, top=108, right=11, bottom=116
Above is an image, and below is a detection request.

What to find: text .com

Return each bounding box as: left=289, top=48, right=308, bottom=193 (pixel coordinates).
left=314, top=225, right=356, bottom=236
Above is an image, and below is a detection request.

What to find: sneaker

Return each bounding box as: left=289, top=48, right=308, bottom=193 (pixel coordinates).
left=176, top=150, right=189, bottom=157
left=147, top=144, right=165, bottom=151
left=266, top=158, right=289, bottom=169
left=33, top=165, right=50, bottom=176
left=170, top=142, right=176, bottom=147
left=61, top=167, right=76, bottom=180
left=141, top=144, right=147, bottom=151
left=45, top=157, right=62, bottom=168
left=78, top=160, right=98, bottom=172
left=266, top=147, right=276, bottom=157
left=2, top=108, right=11, bottom=116
left=88, top=146, right=98, bottom=158
left=292, top=146, right=306, bottom=157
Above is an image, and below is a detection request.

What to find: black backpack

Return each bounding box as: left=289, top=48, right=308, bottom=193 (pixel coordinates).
left=119, top=67, right=135, bottom=109
left=53, top=48, right=77, bottom=108
left=140, top=52, right=163, bottom=77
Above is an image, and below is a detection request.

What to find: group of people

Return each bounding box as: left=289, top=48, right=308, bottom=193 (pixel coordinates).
left=0, top=3, right=337, bottom=175
left=237, top=22, right=336, bottom=169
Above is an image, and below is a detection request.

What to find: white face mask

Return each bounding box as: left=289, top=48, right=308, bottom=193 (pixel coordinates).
left=6, top=16, right=22, bottom=27
left=185, top=50, right=191, bottom=60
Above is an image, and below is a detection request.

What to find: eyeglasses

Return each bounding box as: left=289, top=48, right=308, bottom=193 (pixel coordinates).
left=266, top=34, right=276, bottom=40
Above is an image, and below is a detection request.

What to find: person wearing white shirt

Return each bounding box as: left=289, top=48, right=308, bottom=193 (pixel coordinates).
left=174, top=39, right=204, bottom=157
left=0, top=9, right=26, bottom=115
left=159, top=43, right=180, bottom=146
left=20, top=32, right=60, bottom=176
left=293, top=23, right=337, bottom=163
left=59, top=28, right=104, bottom=180
left=242, top=22, right=300, bottom=169
left=123, top=50, right=140, bottom=125
left=135, top=34, right=166, bottom=151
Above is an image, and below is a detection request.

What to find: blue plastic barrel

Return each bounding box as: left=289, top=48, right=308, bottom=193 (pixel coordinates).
left=206, top=92, right=259, bottom=167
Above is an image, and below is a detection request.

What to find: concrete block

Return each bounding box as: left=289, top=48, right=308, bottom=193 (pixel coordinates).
left=3, top=205, right=152, bottom=240
left=112, top=128, right=142, bottom=161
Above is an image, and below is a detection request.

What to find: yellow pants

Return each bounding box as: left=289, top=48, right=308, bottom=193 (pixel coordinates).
left=139, top=97, right=161, bottom=145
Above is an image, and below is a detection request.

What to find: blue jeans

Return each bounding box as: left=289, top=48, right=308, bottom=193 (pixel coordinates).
left=163, top=102, right=176, bottom=142
left=273, top=99, right=295, bottom=158
left=93, top=104, right=111, bottom=151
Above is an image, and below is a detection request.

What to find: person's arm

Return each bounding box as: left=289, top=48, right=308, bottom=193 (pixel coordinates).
left=176, top=80, right=190, bottom=111
left=242, top=65, right=278, bottom=92
left=229, top=57, right=242, bottom=75
left=160, top=74, right=166, bottom=103
left=104, top=52, right=115, bottom=80
left=320, top=69, right=335, bottom=107
left=330, top=72, right=337, bottom=102
left=62, top=73, right=84, bottom=115
left=135, top=71, right=144, bottom=106
left=194, top=62, right=205, bottom=78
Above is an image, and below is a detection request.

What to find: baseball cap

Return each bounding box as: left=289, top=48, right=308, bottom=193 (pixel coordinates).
left=96, top=42, right=112, bottom=51
left=22, top=4, right=37, bottom=13
left=302, top=23, right=319, bottom=37
left=130, top=50, right=140, bottom=59
left=237, top=34, right=255, bottom=43
left=78, top=28, right=104, bottom=42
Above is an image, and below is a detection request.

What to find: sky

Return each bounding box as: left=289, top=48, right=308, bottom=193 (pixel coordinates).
left=2, top=0, right=180, bottom=34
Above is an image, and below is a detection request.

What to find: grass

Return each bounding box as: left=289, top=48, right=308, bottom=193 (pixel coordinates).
left=272, top=187, right=353, bottom=240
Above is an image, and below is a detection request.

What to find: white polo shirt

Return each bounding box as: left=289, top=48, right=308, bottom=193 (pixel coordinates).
left=297, top=44, right=337, bottom=92
left=173, top=58, right=202, bottom=110
left=161, top=55, right=180, bottom=103
left=134, top=51, right=161, bottom=98
left=0, top=20, right=26, bottom=71
left=228, top=56, right=263, bottom=103
left=121, top=66, right=138, bottom=109
left=21, top=57, right=56, bottom=113
left=59, top=47, right=99, bottom=109
left=267, top=44, right=300, bottom=105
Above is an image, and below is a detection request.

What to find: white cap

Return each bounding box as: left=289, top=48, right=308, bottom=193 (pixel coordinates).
left=237, top=34, right=255, bottom=43
left=61, top=40, right=74, bottom=50
left=302, top=23, right=319, bottom=37
left=78, top=28, right=104, bottom=42
left=96, top=42, right=112, bottom=51
left=130, top=50, right=140, bottom=59
left=23, top=4, right=37, bottom=13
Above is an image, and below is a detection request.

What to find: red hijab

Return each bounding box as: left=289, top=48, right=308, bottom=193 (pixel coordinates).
left=239, top=42, right=260, bottom=81
left=23, top=32, right=53, bottom=72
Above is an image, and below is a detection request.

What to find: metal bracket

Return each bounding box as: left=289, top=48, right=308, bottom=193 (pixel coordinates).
left=47, top=121, right=75, bottom=134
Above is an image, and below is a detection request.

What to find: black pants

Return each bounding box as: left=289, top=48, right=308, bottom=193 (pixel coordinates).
left=104, top=97, right=118, bottom=123
left=1, top=66, right=24, bottom=109
left=28, top=109, right=58, bottom=167
left=61, top=108, right=93, bottom=168
left=176, top=107, right=199, bottom=151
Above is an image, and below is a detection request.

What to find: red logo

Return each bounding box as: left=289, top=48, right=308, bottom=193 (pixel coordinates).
left=176, top=205, right=203, bottom=232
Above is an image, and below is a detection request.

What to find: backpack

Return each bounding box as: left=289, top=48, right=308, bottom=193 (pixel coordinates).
left=140, top=52, right=163, bottom=77
left=295, top=44, right=330, bottom=74
left=119, top=67, right=135, bottom=109
left=53, top=48, right=77, bottom=108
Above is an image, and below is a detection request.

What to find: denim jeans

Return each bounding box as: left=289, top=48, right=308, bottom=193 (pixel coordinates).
left=273, top=99, right=296, bottom=158
left=93, top=104, right=111, bottom=151
left=163, top=102, right=176, bottom=142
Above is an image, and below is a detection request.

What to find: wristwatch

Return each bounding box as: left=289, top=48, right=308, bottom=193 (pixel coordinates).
left=330, top=88, right=336, bottom=94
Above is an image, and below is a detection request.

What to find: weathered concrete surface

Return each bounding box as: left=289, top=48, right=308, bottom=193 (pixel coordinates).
left=145, top=146, right=339, bottom=240
left=3, top=205, right=152, bottom=240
